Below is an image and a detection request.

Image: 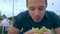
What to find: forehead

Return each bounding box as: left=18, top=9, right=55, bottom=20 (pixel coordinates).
left=27, top=0, right=46, bottom=7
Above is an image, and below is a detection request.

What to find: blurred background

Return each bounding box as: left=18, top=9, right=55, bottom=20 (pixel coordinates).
left=0, top=0, right=60, bottom=26
left=0, top=0, right=60, bottom=18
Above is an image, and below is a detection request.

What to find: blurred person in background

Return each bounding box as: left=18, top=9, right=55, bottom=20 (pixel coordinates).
left=1, top=15, right=11, bottom=34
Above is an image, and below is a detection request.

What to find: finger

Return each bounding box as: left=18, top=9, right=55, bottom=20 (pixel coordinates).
left=24, top=30, right=35, bottom=34
left=44, top=32, right=52, bottom=34
left=47, top=29, right=51, bottom=32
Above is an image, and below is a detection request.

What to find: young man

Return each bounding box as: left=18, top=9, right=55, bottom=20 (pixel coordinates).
left=8, top=0, right=60, bottom=34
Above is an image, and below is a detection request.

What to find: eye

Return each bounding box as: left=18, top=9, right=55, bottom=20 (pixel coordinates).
left=30, top=8, right=35, bottom=10
left=38, top=6, right=45, bottom=10
left=38, top=7, right=44, bottom=10
left=29, top=7, right=35, bottom=10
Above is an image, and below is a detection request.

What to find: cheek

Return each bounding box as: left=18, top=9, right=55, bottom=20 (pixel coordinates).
left=29, top=11, right=34, bottom=15
left=29, top=11, right=35, bottom=17
left=40, top=11, right=45, bottom=17
left=41, top=10, right=46, bottom=14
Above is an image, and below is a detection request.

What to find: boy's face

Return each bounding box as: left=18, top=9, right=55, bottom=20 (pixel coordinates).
left=27, top=0, right=47, bottom=22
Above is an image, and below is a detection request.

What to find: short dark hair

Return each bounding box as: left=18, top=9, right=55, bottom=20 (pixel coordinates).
left=26, top=0, right=47, bottom=6
left=3, top=15, right=7, bottom=18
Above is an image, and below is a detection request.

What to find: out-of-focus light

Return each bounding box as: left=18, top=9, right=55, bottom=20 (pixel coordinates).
left=15, top=0, right=18, bottom=3
left=3, top=0, right=6, bottom=2
left=52, top=3, right=54, bottom=5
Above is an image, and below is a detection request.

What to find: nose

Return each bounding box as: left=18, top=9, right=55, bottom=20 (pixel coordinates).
left=35, top=9, right=40, bottom=16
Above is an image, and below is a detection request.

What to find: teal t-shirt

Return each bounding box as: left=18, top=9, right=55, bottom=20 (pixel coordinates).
left=13, top=10, right=60, bottom=34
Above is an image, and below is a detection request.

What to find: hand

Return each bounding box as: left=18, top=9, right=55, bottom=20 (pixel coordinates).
left=44, top=31, right=52, bottom=34
left=24, top=30, right=36, bottom=34
left=44, top=29, right=52, bottom=34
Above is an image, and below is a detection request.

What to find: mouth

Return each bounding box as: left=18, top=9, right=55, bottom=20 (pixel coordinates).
left=35, top=17, right=41, bottom=21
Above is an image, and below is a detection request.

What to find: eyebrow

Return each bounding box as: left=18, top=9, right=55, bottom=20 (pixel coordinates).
left=39, top=6, right=45, bottom=8
left=28, top=6, right=45, bottom=9
left=29, top=7, right=35, bottom=8
left=29, top=6, right=45, bottom=8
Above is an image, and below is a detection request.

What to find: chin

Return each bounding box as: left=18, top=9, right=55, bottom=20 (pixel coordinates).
left=34, top=20, right=40, bottom=23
